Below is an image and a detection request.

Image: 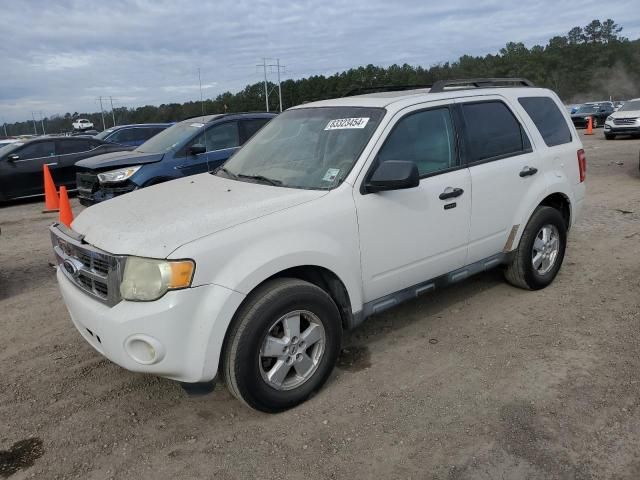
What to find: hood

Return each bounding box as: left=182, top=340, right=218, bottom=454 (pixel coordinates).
left=71, top=174, right=328, bottom=258
left=610, top=109, right=640, bottom=119
left=75, top=150, right=165, bottom=170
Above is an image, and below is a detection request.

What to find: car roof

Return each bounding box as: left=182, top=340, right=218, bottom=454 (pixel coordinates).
left=104, top=123, right=174, bottom=129
left=290, top=86, right=557, bottom=112
left=178, top=112, right=276, bottom=125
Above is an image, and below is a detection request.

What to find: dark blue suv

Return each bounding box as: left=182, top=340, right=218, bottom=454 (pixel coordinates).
left=93, top=123, right=173, bottom=147
left=76, top=113, right=275, bottom=205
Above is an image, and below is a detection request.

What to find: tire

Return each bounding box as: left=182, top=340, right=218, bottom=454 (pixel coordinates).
left=605, top=133, right=616, bottom=140
left=592, top=118, right=599, bottom=128
left=222, top=278, right=342, bottom=412
left=504, top=206, right=567, bottom=290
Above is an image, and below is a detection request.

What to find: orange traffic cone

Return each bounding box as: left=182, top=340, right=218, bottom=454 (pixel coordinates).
left=585, top=116, right=594, bottom=135
left=43, top=164, right=59, bottom=213
left=59, top=186, right=74, bottom=227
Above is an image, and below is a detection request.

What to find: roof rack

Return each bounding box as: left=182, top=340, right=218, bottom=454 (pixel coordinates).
left=343, top=84, right=432, bottom=97
left=429, top=78, right=535, bottom=93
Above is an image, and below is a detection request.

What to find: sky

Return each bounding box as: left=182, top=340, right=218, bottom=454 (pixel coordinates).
left=1, top=0, right=639, bottom=123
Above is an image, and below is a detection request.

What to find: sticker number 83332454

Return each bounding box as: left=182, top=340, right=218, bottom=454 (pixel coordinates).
left=324, top=117, right=370, bottom=130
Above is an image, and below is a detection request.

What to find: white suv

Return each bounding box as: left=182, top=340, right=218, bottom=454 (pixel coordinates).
left=51, top=78, right=586, bottom=412
left=604, top=98, right=640, bottom=139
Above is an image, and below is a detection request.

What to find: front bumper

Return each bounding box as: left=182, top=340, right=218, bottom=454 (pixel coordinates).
left=56, top=268, right=245, bottom=382
left=572, top=117, right=592, bottom=128
left=604, top=123, right=640, bottom=135
left=77, top=171, right=136, bottom=206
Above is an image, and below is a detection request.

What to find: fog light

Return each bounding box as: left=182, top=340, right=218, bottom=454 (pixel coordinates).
left=124, top=335, right=165, bottom=365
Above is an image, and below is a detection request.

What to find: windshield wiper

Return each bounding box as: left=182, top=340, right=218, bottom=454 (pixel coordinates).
left=237, top=174, right=282, bottom=186
left=214, top=166, right=238, bottom=179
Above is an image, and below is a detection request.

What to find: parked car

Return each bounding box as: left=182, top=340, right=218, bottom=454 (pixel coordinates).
left=72, top=118, right=94, bottom=131
left=0, top=136, right=132, bottom=201
left=51, top=78, right=585, bottom=412
left=603, top=98, right=640, bottom=139
left=570, top=102, right=615, bottom=128
left=71, top=129, right=100, bottom=137
left=94, top=123, right=173, bottom=147
left=75, top=112, right=275, bottom=205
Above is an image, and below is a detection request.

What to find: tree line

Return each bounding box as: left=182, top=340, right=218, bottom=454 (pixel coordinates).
left=5, top=19, right=639, bottom=136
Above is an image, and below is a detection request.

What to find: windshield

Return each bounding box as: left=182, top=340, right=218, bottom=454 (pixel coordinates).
left=0, top=142, right=23, bottom=157
left=217, top=107, right=385, bottom=190
left=94, top=128, right=115, bottom=140
left=575, top=105, right=599, bottom=113
left=136, top=121, right=204, bottom=154
left=619, top=100, right=640, bottom=112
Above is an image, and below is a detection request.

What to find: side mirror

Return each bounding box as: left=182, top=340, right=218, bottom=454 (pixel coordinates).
left=7, top=154, right=19, bottom=162
left=189, top=143, right=206, bottom=155
left=365, top=160, right=419, bottom=193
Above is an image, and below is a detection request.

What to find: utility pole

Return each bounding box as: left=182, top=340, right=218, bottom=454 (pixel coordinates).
left=98, top=97, right=106, bottom=130
left=39, top=111, right=46, bottom=135
left=109, top=97, right=116, bottom=126
left=2, top=116, right=8, bottom=137
left=258, top=58, right=270, bottom=112
left=277, top=58, right=283, bottom=113
left=31, top=112, right=38, bottom=135
left=257, top=58, right=286, bottom=112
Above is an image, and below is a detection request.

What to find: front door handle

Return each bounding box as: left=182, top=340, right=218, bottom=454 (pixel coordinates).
left=519, top=166, right=538, bottom=177
left=439, top=187, right=464, bottom=200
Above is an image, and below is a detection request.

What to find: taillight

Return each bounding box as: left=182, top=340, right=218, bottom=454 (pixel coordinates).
left=577, top=149, right=586, bottom=182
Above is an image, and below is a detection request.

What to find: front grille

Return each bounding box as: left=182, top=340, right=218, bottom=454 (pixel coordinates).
left=613, top=117, right=638, bottom=126
left=50, top=223, right=125, bottom=306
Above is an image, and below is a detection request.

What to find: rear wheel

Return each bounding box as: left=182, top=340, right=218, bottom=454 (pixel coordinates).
left=504, top=206, right=567, bottom=290
left=222, top=278, right=342, bottom=412
left=592, top=118, right=599, bottom=128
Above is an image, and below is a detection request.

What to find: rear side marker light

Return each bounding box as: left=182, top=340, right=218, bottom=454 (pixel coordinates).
left=577, top=149, right=586, bottom=183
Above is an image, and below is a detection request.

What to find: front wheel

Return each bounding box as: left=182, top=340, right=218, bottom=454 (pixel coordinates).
left=504, top=206, right=567, bottom=290
left=222, top=278, right=342, bottom=412
left=605, top=133, right=616, bottom=140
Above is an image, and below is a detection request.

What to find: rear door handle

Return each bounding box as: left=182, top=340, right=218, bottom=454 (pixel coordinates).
left=519, top=166, right=538, bottom=177
left=439, top=187, right=464, bottom=200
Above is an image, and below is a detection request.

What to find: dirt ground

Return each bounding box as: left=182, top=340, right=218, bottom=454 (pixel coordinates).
left=1, top=132, right=639, bottom=480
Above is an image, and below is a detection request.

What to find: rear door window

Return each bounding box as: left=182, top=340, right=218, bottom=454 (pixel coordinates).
left=519, top=97, right=572, bottom=147
left=461, top=101, right=531, bottom=162
left=58, top=140, right=93, bottom=154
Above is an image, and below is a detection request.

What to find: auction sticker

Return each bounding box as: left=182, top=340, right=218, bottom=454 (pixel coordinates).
left=325, top=117, right=369, bottom=130
left=322, top=168, right=341, bottom=182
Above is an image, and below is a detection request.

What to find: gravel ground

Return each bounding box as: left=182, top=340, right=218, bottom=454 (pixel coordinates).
left=1, top=133, right=639, bottom=480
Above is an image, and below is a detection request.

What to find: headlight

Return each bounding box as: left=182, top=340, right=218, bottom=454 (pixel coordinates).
left=97, top=165, right=142, bottom=184
left=606, top=116, right=613, bottom=122
left=120, top=257, right=195, bottom=301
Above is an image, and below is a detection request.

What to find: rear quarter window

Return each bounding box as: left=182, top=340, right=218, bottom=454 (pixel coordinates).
left=518, top=96, right=572, bottom=147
